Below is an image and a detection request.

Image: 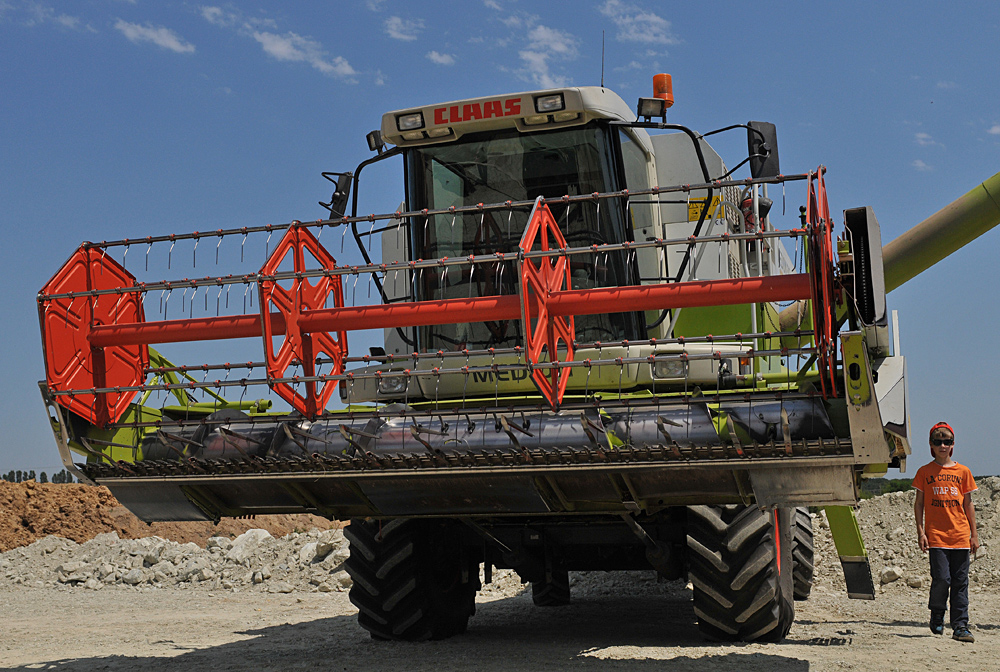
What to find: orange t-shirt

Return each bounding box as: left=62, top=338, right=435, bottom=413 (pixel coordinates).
left=912, top=461, right=977, bottom=549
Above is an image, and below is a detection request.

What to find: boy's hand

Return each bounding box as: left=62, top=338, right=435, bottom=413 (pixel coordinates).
left=971, top=534, right=980, bottom=555
left=919, top=532, right=929, bottom=552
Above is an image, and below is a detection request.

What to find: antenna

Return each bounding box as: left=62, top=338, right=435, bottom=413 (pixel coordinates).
left=601, top=30, right=605, bottom=88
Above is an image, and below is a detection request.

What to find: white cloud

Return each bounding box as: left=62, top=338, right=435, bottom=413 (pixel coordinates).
left=483, top=0, right=502, bottom=9
left=426, top=50, right=455, bottom=65
left=600, top=0, right=680, bottom=45
left=199, top=7, right=359, bottom=82
left=912, top=159, right=932, bottom=171
left=987, top=125, right=1000, bottom=136
left=20, top=3, right=91, bottom=31
left=614, top=60, right=643, bottom=72
left=518, top=25, right=579, bottom=88
left=366, top=0, right=386, bottom=11
left=201, top=6, right=237, bottom=27
left=115, top=20, right=195, bottom=53
left=936, top=81, right=957, bottom=89
left=385, top=16, right=423, bottom=41
left=914, top=132, right=943, bottom=148
left=252, top=31, right=357, bottom=78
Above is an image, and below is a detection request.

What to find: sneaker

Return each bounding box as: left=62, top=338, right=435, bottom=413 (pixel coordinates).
left=953, top=627, right=975, bottom=643
left=930, top=613, right=945, bottom=635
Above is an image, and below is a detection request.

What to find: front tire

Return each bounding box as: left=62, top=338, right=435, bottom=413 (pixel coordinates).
left=686, top=505, right=794, bottom=642
left=345, top=519, right=480, bottom=641
left=791, top=507, right=815, bottom=600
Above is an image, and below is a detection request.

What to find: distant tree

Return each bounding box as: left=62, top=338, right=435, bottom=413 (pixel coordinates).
left=28, top=470, right=35, bottom=482
left=51, top=469, right=76, bottom=484
left=15, top=470, right=22, bottom=483
left=39, top=472, right=48, bottom=483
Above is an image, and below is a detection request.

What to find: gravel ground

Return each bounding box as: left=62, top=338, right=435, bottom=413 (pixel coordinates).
left=2, top=575, right=998, bottom=671
left=2, top=476, right=998, bottom=671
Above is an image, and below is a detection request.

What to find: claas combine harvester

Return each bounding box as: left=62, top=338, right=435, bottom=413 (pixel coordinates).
left=37, top=74, right=1000, bottom=642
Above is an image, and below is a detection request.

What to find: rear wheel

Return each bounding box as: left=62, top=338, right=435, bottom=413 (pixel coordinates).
left=531, top=569, right=570, bottom=607
left=686, top=505, right=794, bottom=642
left=791, top=507, right=815, bottom=600
left=345, top=519, right=480, bottom=641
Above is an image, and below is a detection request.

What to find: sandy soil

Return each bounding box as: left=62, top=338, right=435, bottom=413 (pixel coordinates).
left=0, top=481, right=337, bottom=551
left=2, top=578, right=998, bottom=671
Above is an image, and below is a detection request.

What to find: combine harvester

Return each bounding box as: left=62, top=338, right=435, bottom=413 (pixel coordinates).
left=37, top=75, right=1000, bottom=642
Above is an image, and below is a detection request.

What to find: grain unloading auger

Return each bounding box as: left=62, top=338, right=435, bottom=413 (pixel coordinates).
left=37, top=77, right=1000, bottom=642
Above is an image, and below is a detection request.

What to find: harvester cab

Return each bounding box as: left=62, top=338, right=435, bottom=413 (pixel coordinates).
left=36, top=74, right=1000, bottom=643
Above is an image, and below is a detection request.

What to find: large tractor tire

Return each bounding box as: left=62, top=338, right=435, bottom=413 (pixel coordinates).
left=531, top=569, right=571, bottom=607
left=791, top=507, right=815, bottom=600
left=345, top=519, right=480, bottom=641
left=686, top=505, right=795, bottom=642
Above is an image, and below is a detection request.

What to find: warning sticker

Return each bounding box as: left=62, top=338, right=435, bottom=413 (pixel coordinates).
left=687, top=196, right=722, bottom=221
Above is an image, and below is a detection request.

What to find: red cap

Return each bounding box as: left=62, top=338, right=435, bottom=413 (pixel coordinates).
left=929, top=421, right=954, bottom=439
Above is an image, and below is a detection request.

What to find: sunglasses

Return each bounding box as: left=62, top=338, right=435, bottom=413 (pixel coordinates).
left=931, top=439, right=954, bottom=447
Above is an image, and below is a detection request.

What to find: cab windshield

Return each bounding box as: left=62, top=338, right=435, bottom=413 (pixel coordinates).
left=405, top=123, right=643, bottom=351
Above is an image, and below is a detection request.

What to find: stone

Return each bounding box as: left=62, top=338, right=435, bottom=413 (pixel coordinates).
left=907, top=576, right=923, bottom=588
left=178, top=557, right=212, bottom=581
left=331, top=570, right=352, bottom=589
left=91, top=532, right=120, bottom=546
left=207, top=537, right=233, bottom=552
left=123, top=568, right=147, bottom=585
left=314, top=541, right=335, bottom=561
left=879, top=566, right=903, bottom=584
left=267, top=581, right=295, bottom=594
left=299, top=542, right=318, bottom=565
left=150, top=561, right=176, bottom=577
left=84, top=578, right=102, bottom=590
left=226, top=529, right=272, bottom=564
left=196, top=567, right=216, bottom=582
left=886, top=526, right=907, bottom=541
left=63, top=572, right=90, bottom=583
left=57, top=561, right=89, bottom=575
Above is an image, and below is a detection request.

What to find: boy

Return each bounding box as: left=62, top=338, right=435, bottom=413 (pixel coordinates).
left=913, top=421, right=979, bottom=642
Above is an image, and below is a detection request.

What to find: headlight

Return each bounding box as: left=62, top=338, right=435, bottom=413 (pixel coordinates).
left=396, top=112, right=425, bottom=131
left=378, top=374, right=407, bottom=395
left=652, top=358, right=687, bottom=379
left=534, top=93, right=565, bottom=113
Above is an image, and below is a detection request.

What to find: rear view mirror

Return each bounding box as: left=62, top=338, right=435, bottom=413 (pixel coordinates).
left=747, top=121, right=779, bottom=179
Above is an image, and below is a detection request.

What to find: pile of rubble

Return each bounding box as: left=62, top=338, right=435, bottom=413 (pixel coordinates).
left=813, top=475, right=1000, bottom=594
left=0, top=528, right=355, bottom=593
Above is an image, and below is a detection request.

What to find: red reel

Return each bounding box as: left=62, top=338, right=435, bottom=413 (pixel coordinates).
left=39, top=246, right=148, bottom=426
left=519, top=199, right=576, bottom=408
left=258, top=224, right=346, bottom=418
left=806, top=168, right=838, bottom=398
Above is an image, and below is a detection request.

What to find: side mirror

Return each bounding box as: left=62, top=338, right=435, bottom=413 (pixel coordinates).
left=747, top=121, right=779, bottom=179
left=319, top=171, right=353, bottom=218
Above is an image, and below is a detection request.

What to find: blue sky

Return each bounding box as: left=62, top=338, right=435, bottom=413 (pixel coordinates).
left=1, top=1, right=999, bottom=477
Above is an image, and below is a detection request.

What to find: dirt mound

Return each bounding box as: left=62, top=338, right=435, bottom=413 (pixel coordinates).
left=0, top=481, right=337, bottom=552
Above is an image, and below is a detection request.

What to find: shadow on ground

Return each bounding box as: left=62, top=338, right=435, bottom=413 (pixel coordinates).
left=6, top=592, right=811, bottom=672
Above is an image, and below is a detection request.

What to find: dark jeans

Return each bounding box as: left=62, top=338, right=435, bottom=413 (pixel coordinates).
left=928, top=548, right=970, bottom=628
